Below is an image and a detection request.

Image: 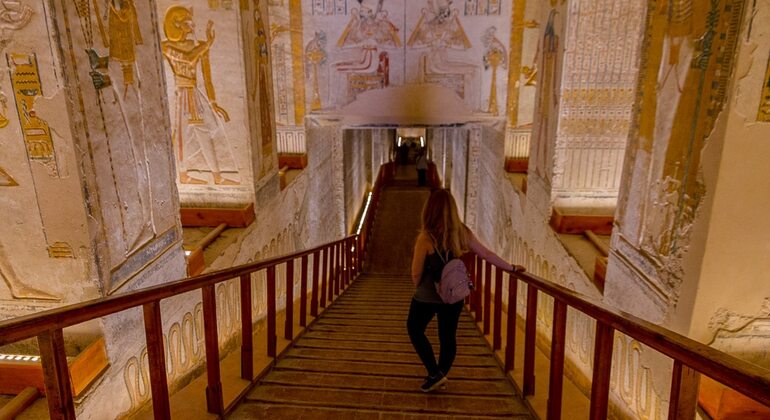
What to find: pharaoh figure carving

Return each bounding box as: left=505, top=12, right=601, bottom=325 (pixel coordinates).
left=334, top=0, right=399, bottom=101
left=162, top=5, right=239, bottom=185
left=636, top=0, right=745, bottom=258
left=408, top=0, right=477, bottom=107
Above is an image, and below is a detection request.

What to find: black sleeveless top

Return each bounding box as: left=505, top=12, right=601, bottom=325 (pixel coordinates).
left=413, top=249, right=455, bottom=304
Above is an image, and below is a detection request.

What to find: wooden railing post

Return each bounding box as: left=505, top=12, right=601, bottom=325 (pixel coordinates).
left=311, top=250, right=320, bottom=316
left=484, top=260, right=492, bottom=335
left=240, top=273, right=253, bottom=380
left=38, top=329, right=75, bottom=420
left=589, top=321, right=615, bottom=420
left=285, top=259, right=294, bottom=340
left=343, top=239, right=350, bottom=288
left=523, top=285, right=538, bottom=396
left=668, top=360, right=701, bottom=420
left=475, top=255, right=483, bottom=323
left=202, top=285, right=224, bottom=415
left=335, top=242, right=342, bottom=296
left=463, top=254, right=473, bottom=307
left=320, top=247, right=328, bottom=308
left=493, top=267, right=503, bottom=350
left=547, top=300, right=568, bottom=420
left=505, top=273, right=518, bottom=371
left=328, top=243, right=336, bottom=302
left=300, top=255, right=308, bottom=327
left=143, top=301, right=171, bottom=419
left=267, top=266, right=277, bottom=357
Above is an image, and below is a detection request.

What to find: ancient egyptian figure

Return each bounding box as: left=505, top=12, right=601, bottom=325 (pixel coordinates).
left=161, top=5, right=238, bottom=185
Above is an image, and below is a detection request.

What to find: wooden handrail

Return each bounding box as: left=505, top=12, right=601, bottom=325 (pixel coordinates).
left=0, top=236, right=355, bottom=346
left=468, top=255, right=770, bottom=419
left=512, top=270, right=770, bottom=407
left=0, top=162, right=393, bottom=420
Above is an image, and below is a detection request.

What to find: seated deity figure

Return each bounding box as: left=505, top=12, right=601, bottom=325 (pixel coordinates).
left=161, top=5, right=238, bottom=185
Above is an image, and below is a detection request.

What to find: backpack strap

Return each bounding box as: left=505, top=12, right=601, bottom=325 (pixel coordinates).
left=427, top=232, right=449, bottom=264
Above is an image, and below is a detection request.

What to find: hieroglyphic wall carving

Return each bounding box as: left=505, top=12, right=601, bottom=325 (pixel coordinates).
left=550, top=0, right=644, bottom=200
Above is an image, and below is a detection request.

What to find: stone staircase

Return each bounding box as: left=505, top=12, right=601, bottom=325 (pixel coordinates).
left=230, top=274, right=531, bottom=419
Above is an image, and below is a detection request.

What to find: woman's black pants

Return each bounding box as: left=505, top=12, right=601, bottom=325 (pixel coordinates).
left=406, top=298, right=464, bottom=377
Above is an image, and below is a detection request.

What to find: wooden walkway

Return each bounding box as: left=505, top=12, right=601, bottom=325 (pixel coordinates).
left=230, top=181, right=532, bottom=419
left=230, top=273, right=532, bottom=419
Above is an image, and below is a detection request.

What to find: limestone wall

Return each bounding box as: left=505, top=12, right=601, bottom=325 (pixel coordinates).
left=343, top=129, right=370, bottom=233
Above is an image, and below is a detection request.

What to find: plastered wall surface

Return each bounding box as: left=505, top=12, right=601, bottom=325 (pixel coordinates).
left=0, top=1, right=96, bottom=315
left=685, top=3, right=770, bottom=356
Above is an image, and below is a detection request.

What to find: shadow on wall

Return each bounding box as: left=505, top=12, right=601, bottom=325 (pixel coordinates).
left=337, top=84, right=477, bottom=126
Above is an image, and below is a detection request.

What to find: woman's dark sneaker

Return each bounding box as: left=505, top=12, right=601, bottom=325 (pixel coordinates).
left=420, top=373, right=447, bottom=392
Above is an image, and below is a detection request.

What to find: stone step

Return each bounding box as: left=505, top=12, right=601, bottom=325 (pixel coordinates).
left=259, top=370, right=517, bottom=396
left=284, top=347, right=497, bottom=367
left=293, top=337, right=490, bottom=354
left=274, top=358, right=508, bottom=380
left=230, top=402, right=530, bottom=419
left=243, top=385, right=529, bottom=417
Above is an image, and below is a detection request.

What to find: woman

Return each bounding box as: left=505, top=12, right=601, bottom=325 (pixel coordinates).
left=407, top=189, right=524, bottom=392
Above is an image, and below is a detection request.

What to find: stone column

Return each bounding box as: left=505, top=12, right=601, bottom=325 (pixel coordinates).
left=527, top=0, right=645, bottom=212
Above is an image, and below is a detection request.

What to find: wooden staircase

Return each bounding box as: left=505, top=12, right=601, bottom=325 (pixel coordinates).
left=230, top=274, right=532, bottom=419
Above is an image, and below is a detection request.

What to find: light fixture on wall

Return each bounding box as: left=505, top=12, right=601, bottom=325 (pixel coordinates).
left=398, top=136, right=402, bottom=147
left=420, top=136, right=424, bottom=148
left=0, top=354, right=40, bottom=362
left=356, top=192, right=373, bottom=235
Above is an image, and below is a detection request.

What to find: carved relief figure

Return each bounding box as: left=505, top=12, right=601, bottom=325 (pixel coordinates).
left=92, top=0, right=142, bottom=95
left=254, top=4, right=275, bottom=178
left=758, top=56, right=770, bottom=122
left=408, top=0, right=478, bottom=105
left=531, top=9, right=559, bottom=184
left=0, top=166, right=17, bottom=186
left=0, top=0, right=31, bottom=129
left=161, top=5, right=239, bottom=185
left=73, top=0, right=157, bottom=262
left=0, top=241, right=58, bottom=300
left=334, top=0, right=400, bottom=101
left=637, top=0, right=746, bottom=258
left=481, top=26, right=507, bottom=115
left=305, top=31, right=327, bottom=111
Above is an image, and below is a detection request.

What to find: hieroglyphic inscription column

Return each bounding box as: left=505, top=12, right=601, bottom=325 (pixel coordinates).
left=551, top=0, right=646, bottom=206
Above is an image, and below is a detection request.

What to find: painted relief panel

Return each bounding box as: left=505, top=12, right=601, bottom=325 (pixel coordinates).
left=157, top=1, right=255, bottom=204
left=0, top=1, right=92, bottom=308
left=618, top=0, right=747, bottom=273
left=528, top=4, right=565, bottom=187
left=52, top=0, right=184, bottom=294
left=269, top=0, right=513, bottom=120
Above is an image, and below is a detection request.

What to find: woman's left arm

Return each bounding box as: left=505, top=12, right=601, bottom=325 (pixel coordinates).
left=411, top=232, right=431, bottom=286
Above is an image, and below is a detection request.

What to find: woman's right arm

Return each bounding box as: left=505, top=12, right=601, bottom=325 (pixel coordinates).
left=466, top=229, right=524, bottom=272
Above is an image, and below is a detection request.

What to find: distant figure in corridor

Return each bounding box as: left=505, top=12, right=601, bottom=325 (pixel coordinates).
left=407, top=189, right=523, bottom=392
left=416, top=150, right=428, bottom=186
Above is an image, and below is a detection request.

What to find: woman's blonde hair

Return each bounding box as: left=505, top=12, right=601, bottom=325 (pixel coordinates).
left=421, top=189, right=469, bottom=256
